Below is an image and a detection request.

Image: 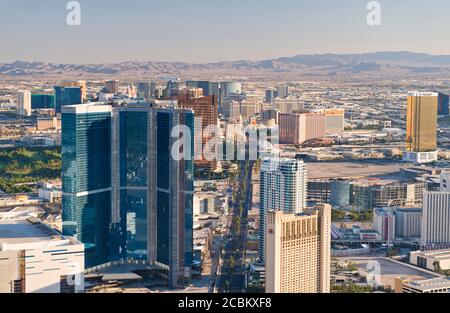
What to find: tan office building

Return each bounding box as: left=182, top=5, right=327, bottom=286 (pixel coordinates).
left=324, top=108, right=345, bottom=134
left=265, top=204, right=331, bottom=293
left=279, top=112, right=326, bottom=145
left=404, top=92, right=438, bottom=163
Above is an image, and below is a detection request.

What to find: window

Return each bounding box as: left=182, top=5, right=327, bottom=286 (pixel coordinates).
left=417, top=256, right=427, bottom=269
left=12, top=280, right=24, bottom=293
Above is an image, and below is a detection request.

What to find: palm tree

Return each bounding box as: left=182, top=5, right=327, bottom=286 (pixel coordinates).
left=229, top=256, right=235, bottom=276
left=433, top=261, right=442, bottom=274
left=224, top=280, right=230, bottom=293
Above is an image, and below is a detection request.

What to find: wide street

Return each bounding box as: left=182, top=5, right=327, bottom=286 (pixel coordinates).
left=218, top=161, right=254, bottom=293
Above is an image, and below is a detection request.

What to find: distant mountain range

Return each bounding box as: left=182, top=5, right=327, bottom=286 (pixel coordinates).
left=1, top=51, right=450, bottom=79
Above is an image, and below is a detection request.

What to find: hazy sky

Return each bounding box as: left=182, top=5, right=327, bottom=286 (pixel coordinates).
left=0, top=0, right=449, bottom=64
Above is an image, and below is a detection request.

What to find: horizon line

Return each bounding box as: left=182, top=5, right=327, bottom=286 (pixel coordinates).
left=1, top=50, right=449, bottom=66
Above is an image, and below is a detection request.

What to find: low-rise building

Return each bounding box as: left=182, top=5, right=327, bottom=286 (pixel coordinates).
left=359, top=230, right=381, bottom=241
left=0, top=194, right=40, bottom=208
left=38, top=186, right=62, bottom=203
left=193, top=193, right=227, bottom=216
left=36, top=117, right=61, bottom=131
left=395, top=277, right=450, bottom=293
left=410, top=249, right=450, bottom=272
left=0, top=218, right=84, bottom=293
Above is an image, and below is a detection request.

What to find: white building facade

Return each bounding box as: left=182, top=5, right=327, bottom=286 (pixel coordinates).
left=259, top=158, right=307, bottom=262
left=17, top=91, right=31, bottom=116
left=0, top=219, right=84, bottom=293
left=421, top=190, right=450, bottom=248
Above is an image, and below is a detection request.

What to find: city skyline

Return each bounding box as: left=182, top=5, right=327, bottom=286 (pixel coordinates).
left=1, top=0, right=450, bottom=300
left=1, top=0, right=450, bottom=64
left=2, top=50, right=450, bottom=65
left=2, top=75, right=450, bottom=295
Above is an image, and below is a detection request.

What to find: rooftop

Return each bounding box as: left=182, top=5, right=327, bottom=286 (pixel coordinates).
left=411, top=249, right=450, bottom=261
left=61, top=102, right=112, bottom=114
left=306, top=161, right=402, bottom=180
left=406, top=277, right=450, bottom=291
left=0, top=218, right=76, bottom=251
left=407, top=91, right=439, bottom=97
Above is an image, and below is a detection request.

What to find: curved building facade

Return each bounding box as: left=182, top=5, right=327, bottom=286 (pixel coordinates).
left=329, top=181, right=351, bottom=208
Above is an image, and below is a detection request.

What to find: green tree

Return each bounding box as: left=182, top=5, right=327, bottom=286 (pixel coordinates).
left=229, top=256, right=235, bottom=270
left=224, top=281, right=230, bottom=293
left=433, top=261, right=442, bottom=274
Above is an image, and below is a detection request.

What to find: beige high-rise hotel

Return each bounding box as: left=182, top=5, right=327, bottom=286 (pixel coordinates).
left=265, top=204, right=331, bottom=293
left=279, top=112, right=326, bottom=145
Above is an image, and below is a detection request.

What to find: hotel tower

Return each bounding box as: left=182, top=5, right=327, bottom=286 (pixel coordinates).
left=265, top=204, right=331, bottom=293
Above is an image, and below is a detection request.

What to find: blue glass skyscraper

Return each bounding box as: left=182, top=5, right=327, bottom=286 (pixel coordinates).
left=31, top=94, right=55, bottom=109
left=111, top=103, right=194, bottom=287
left=55, top=86, right=82, bottom=113
left=438, top=92, right=450, bottom=116
left=61, top=104, right=112, bottom=267
left=62, top=102, right=194, bottom=288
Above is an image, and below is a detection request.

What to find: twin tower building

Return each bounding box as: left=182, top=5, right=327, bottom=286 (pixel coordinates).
left=61, top=102, right=194, bottom=288
left=62, top=101, right=332, bottom=292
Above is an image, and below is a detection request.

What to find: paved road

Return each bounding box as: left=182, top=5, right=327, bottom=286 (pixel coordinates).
left=218, top=161, right=253, bottom=293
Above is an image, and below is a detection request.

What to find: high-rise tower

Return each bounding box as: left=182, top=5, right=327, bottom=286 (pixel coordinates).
left=17, top=91, right=31, bottom=116
left=61, top=104, right=112, bottom=267
left=404, top=92, right=438, bottom=163
left=265, top=204, right=331, bottom=293
left=55, top=86, right=82, bottom=113
left=259, top=158, right=307, bottom=262
left=62, top=102, right=194, bottom=288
